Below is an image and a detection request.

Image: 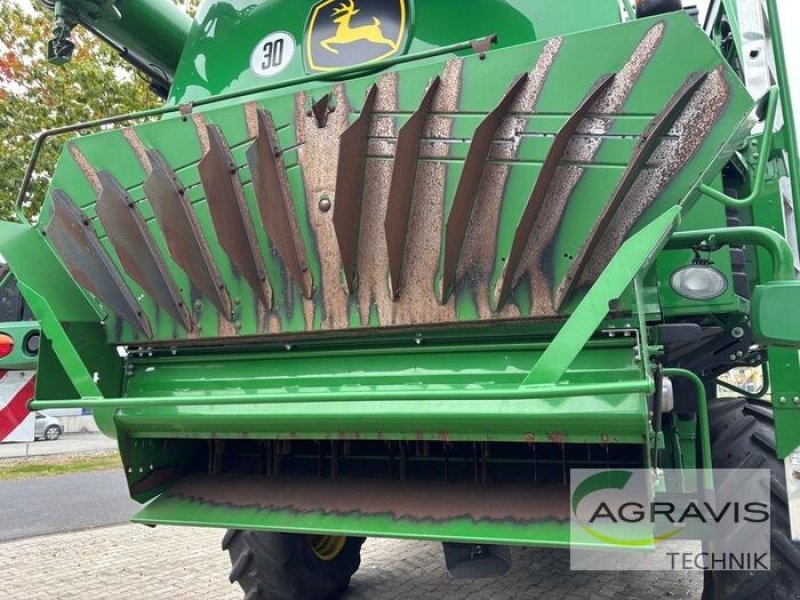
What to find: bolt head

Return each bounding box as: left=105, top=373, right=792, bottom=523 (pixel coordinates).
left=319, top=196, right=332, bottom=212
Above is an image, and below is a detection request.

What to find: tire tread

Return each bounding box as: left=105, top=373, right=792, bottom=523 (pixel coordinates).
left=705, top=398, right=800, bottom=600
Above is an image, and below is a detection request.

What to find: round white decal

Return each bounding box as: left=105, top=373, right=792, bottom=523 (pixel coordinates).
left=250, top=32, right=295, bottom=78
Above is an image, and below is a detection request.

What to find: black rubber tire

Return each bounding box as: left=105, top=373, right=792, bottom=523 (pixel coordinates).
left=703, top=398, right=800, bottom=600
left=223, top=530, right=365, bottom=600
left=635, top=0, right=682, bottom=19
left=44, top=425, right=61, bottom=441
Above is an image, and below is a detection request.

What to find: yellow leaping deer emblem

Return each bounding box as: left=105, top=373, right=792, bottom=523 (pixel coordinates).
left=321, top=0, right=399, bottom=55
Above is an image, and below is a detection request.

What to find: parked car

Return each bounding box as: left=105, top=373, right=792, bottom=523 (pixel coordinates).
left=34, top=413, right=63, bottom=441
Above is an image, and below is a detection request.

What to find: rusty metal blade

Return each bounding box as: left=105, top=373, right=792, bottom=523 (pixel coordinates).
left=45, top=189, right=152, bottom=337
left=311, top=93, right=332, bottom=129
left=95, top=172, right=192, bottom=332
left=144, top=150, right=232, bottom=318
left=247, top=109, right=313, bottom=299
left=554, top=71, right=709, bottom=310
left=200, top=124, right=272, bottom=308
left=385, top=77, right=441, bottom=299
left=495, top=74, right=616, bottom=310
left=441, top=74, right=530, bottom=302
left=333, top=84, right=378, bottom=293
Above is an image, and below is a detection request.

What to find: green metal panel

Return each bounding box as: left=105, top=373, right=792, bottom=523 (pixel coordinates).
left=770, top=347, right=800, bottom=458
left=169, top=0, right=621, bottom=102
left=752, top=281, right=800, bottom=346
left=32, top=340, right=649, bottom=443
left=132, top=483, right=578, bottom=548
left=29, top=12, right=754, bottom=348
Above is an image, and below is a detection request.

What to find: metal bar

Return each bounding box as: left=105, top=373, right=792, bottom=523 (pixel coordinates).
left=134, top=337, right=634, bottom=365
left=14, top=106, right=174, bottom=222
left=666, top=225, right=796, bottom=280
left=45, top=189, right=152, bottom=337
left=715, top=364, right=770, bottom=399
left=496, top=73, right=616, bottom=309
left=333, top=85, right=378, bottom=292
left=247, top=109, right=312, bottom=299
left=144, top=150, right=232, bottom=318
left=555, top=71, right=709, bottom=310
left=95, top=171, right=192, bottom=331
left=385, top=76, right=441, bottom=298
left=697, top=87, right=779, bottom=207
left=14, top=35, right=498, bottom=222
left=663, top=368, right=713, bottom=490
left=200, top=123, right=272, bottom=308
left=524, top=206, right=681, bottom=386
left=765, top=0, right=800, bottom=261
left=28, top=379, right=653, bottom=410
left=441, top=74, right=529, bottom=302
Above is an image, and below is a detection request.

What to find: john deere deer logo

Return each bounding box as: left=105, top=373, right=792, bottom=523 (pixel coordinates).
left=322, top=1, right=398, bottom=55
left=305, top=0, right=408, bottom=72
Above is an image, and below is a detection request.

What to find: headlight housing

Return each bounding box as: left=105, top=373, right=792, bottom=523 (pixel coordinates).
left=670, top=265, right=728, bottom=301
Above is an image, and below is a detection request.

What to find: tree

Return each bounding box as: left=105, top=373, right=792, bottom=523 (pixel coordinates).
left=0, top=2, right=160, bottom=221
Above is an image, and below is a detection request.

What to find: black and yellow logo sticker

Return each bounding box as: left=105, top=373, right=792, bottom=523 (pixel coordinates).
left=305, top=0, right=408, bottom=72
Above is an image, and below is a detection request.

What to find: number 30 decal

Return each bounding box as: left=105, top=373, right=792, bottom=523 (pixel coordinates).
left=250, top=32, right=296, bottom=77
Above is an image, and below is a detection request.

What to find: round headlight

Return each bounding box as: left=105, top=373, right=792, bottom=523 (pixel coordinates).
left=670, top=265, right=728, bottom=300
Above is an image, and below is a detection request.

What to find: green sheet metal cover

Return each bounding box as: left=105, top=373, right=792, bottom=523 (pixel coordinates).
left=36, top=12, right=753, bottom=345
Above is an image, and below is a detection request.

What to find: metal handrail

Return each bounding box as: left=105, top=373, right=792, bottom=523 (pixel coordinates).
left=663, top=368, right=714, bottom=490
left=716, top=365, right=770, bottom=400
left=28, top=378, right=653, bottom=410
left=696, top=86, right=779, bottom=208
left=13, top=35, right=497, bottom=223
left=765, top=0, right=800, bottom=256
left=667, top=225, right=796, bottom=281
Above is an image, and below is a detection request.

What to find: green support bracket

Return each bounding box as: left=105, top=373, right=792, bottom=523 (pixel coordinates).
left=0, top=221, right=117, bottom=400
left=769, top=346, right=800, bottom=458
left=523, top=206, right=681, bottom=386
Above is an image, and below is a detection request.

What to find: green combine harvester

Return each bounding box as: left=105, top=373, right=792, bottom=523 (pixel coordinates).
left=2, top=0, right=800, bottom=597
